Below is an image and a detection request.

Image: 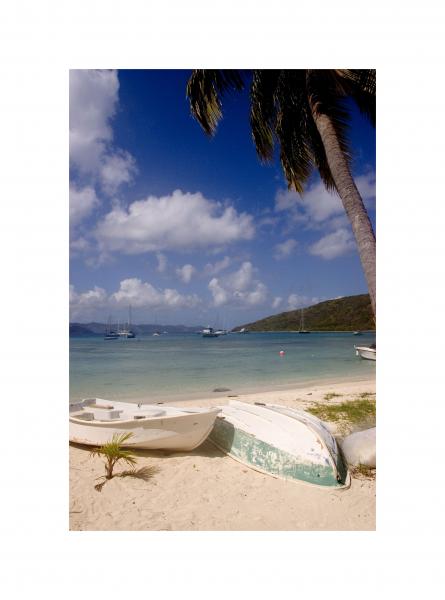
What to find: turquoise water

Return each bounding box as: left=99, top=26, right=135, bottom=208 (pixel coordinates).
left=69, top=332, right=375, bottom=403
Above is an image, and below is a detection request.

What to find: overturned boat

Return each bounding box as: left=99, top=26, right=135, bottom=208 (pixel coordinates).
left=69, top=398, right=220, bottom=450
left=209, top=400, right=349, bottom=488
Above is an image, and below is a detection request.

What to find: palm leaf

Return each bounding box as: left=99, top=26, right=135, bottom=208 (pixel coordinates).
left=275, top=70, right=314, bottom=193
left=249, top=69, right=281, bottom=161
left=186, top=70, right=245, bottom=135
left=336, top=69, right=376, bottom=126
left=117, top=466, right=159, bottom=481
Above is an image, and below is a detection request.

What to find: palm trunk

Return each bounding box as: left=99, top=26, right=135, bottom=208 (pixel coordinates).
left=311, top=111, right=376, bottom=320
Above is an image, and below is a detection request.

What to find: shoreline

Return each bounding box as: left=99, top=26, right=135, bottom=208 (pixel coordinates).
left=70, top=374, right=376, bottom=405
left=70, top=375, right=376, bottom=531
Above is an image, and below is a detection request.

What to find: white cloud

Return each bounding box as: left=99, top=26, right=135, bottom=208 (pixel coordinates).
left=309, top=228, right=356, bottom=260
left=176, top=264, right=196, bottom=284
left=69, top=69, right=137, bottom=195
left=156, top=252, right=167, bottom=273
left=274, top=171, right=376, bottom=227
left=70, top=184, right=99, bottom=228
left=69, top=284, right=108, bottom=320
left=208, top=261, right=268, bottom=307
left=287, top=294, right=320, bottom=310
left=112, top=278, right=200, bottom=309
left=208, top=278, right=229, bottom=307
left=100, top=151, right=137, bottom=195
left=204, top=256, right=231, bottom=276
left=272, top=296, right=282, bottom=309
left=95, top=190, right=255, bottom=254
left=70, top=278, right=201, bottom=320
left=274, top=238, right=298, bottom=260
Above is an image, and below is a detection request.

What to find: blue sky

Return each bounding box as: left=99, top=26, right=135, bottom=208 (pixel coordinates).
left=69, top=70, right=375, bottom=328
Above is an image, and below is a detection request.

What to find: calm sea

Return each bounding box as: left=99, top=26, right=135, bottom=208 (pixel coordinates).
left=69, top=332, right=376, bottom=403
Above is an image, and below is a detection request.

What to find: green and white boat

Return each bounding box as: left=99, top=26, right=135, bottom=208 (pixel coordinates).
left=209, top=401, right=350, bottom=488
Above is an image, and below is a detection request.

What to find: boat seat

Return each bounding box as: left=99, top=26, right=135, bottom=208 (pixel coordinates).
left=88, top=408, right=123, bottom=421
left=71, top=411, right=95, bottom=421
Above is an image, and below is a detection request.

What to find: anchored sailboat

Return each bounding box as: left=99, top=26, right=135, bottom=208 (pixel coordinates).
left=298, top=307, right=310, bottom=334
left=118, top=305, right=136, bottom=339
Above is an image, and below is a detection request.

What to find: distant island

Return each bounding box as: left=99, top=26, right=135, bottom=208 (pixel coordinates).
left=69, top=322, right=204, bottom=337
left=232, top=294, right=375, bottom=332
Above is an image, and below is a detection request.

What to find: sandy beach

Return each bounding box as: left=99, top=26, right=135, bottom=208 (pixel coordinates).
left=70, top=377, right=376, bottom=531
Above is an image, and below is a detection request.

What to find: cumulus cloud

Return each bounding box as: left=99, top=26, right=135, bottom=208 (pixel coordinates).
left=274, top=238, right=298, bottom=260
left=95, top=190, right=255, bottom=254
left=100, top=151, right=137, bottom=195
left=69, top=284, right=108, bottom=320
left=176, top=264, right=196, bottom=283
left=70, top=278, right=201, bottom=320
left=287, top=294, right=320, bottom=310
left=309, top=228, right=356, bottom=259
left=70, top=184, right=99, bottom=228
left=272, top=296, right=282, bottom=309
left=111, top=278, right=200, bottom=308
left=208, top=261, right=268, bottom=307
left=204, top=256, right=231, bottom=276
left=274, top=170, right=376, bottom=227
left=69, top=69, right=137, bottom=195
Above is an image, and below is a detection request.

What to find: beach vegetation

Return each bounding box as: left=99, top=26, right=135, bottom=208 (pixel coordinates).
left=351, top=464, right=376, bottom=479
left=187, top=70, right=376, bottom=319
left=233, top=294, right=374, bottom=332
left=324, top=392, right=343, bottom=400
left=307, top=397, right=376, bottom=429
left=90, top=432, right=158, bottom=492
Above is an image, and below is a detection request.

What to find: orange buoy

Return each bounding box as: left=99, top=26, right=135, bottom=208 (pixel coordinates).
left=279, top=350, right=285, bottom=356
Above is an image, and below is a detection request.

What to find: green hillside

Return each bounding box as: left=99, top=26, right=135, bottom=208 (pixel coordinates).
left=234, top=294, right=375, bottom=332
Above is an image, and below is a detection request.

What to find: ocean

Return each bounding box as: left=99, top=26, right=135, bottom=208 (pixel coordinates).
left=69, top=331, right=376, bottom=403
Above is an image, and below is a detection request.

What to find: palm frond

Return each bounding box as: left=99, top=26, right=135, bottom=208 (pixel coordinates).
left=275, top=70, right=313, bottom=193
left=186, top=70, right=245, bottom=135
left=117, top=466, right=159, bottom=481
left=336, top=69, right=376, bottom=126
left=249, top=69, right=280, bottom=161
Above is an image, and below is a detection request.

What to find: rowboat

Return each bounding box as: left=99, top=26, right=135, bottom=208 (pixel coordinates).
left=355, top=344, right=376, bottom=361
left=208, top=400, right=350, bottom=488
left=69, top=398, right=220, bottom=450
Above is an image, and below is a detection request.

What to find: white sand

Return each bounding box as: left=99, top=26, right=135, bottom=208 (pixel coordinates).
left=70, top=377, right=376, bottom=531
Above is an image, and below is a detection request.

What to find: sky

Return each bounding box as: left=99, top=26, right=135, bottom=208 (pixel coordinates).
left=69, top=69, right=376, bottom=328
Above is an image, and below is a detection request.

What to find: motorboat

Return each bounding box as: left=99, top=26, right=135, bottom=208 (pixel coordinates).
left=208, top=400, right=350, bottom=488
left=69, top=398, right=221, bottom=450
left=202, top=326, right=219, bottom=337
left=355, top=343, right=376, bottom=361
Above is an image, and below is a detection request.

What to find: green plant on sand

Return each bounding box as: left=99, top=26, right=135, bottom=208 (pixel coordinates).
left=90, top=432, right=158, bottom=492
left=323, top=392, right=343, bottom=401
left=307, top=397, right=376, bottom=430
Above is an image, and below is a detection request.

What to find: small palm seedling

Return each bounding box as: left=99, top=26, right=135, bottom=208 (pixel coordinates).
left=90, top=432, right=158, bottom=492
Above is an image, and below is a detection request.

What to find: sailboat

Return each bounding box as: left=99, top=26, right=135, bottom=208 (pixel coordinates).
left=298, top=307, right=310, bottom=334
left=117, top=305, right=136, bottom=339
left=104, top=316, right=118, bottom=340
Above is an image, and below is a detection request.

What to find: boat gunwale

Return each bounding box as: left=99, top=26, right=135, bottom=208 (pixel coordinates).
left=69, top=402, right=220, bottom=427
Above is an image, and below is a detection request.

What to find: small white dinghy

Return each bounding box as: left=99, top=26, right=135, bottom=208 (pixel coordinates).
left=69, top=398, right=220, bottom=450
left=355, top=344, right=376, bottom=361
left=208, top=400, right=350, bottom=488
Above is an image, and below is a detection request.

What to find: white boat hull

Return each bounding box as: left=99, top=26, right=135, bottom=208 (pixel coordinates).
left=355, top=346, right=376, bottom=361
left=209, top=401, right=349, bottom=488
left=69, top=399, right=220, bottom=450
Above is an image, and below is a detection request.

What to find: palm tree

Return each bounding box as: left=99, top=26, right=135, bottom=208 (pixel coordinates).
left=186, top=69, right=376, bottom=318
left=90, top=432, right=158, bottom=492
